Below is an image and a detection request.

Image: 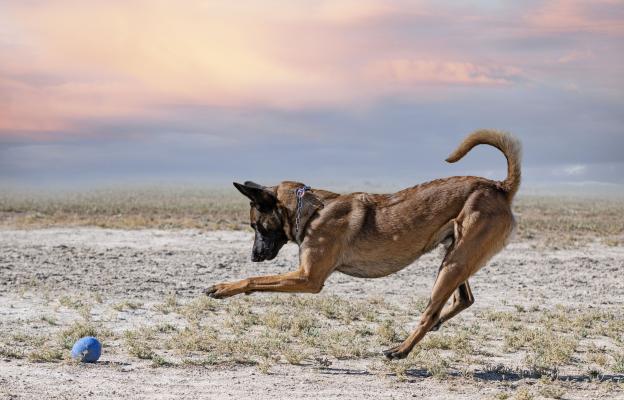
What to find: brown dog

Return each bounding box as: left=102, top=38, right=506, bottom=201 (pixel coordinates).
left=206, top=129, right=521, bottom=359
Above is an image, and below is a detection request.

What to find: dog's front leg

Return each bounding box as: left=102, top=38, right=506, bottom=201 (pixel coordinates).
left=205, top=270, right=324, bottom=299
left=205, top=246, right=338, bottom=299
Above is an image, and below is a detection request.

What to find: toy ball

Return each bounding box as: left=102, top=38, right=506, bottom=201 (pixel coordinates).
left=71, top=336, right=102, bottom=363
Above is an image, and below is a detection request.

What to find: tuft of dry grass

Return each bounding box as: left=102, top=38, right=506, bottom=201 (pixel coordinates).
left=512, top=387, right=534, bottom=400
left=0, top=345, right=25, bottom=359
left=125, top=330, right=156, bottom=360
left=113, top=300, right=143, bottom=312
left=178, top=296, right=218, bottom=323
left=27, top=345, right=64, bottom=363
left=153, top=293, right=179, bottom=314
left=58, top=321, right=105, bottom=350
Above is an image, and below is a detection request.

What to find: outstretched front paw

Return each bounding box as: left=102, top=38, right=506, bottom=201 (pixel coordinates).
left=204, top=283, right=233, bottom=299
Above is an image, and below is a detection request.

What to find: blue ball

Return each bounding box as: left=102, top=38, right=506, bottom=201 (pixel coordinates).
left=71, top=336, right=102, bottom=363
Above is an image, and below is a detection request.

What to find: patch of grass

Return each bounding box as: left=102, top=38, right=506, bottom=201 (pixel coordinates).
left=324, top=329, right=372, bottom=359
left=58, top=295, right=85, bottom=309
left=419, top=350, right=450, bottom=379
left=0, top=186, right=248, bottom=230
left=376, top=319, right=402, bottom=345
left=11, top=332, right=45, bottom=346
left=179, top=296, right=219, bottom=323
left=383, top=358, right=413, bottom=382
left=124, top=329, right=156, bottom=359
left=58, top=321, right=102, bottom=349
left=289, top=314, right=321, bottom=338
left=282, top=346, right=308, bottom=365
left=261, top=310, right=291, bottom=331
left=514, top=196, right=624, bottom=247
left=586, top=344, right=608, bottom=367
left=537, top=378, right=566, bottom=399
left=420, top=331, right=473, bottom=356
left=113, top=300, right=143, bottom=312
left=169, top=326, right=219, bottom=354
left=482, top=310, right=519, bottom=324
left=153, top=293, right=179, bottom=314
left=78, top=304, right=92, bottom=321
left=512, top=387, right=533, bottom=400
left=0, top=345, right=25, bottom=359
left=40, top=315, right=58, bottom=326
left=524, top=331, right=578, bottom=376
left=27, top=345, right=64, bottom=363
left=256, top=357, right=274, bottom=374
left=613, top=352, right=624, bottom=373
left=410, top=297, right=429, bottom=313
left=182, top=355, right=218, bottom=367
left=155, top=323, right=178, bottom=333
left=150, top=354, right=173, bottom=367
left=224, top=300, right=259, bottom=334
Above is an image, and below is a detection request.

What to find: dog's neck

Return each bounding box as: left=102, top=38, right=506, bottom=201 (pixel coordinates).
left=277, top=193, right=325, bottom=245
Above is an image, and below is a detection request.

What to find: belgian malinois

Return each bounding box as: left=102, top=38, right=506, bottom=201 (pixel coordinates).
left=206, top=129, right=521, bottom=359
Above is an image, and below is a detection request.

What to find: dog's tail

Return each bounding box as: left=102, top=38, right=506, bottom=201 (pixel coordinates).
left=446, top=129, right=522, bottom=200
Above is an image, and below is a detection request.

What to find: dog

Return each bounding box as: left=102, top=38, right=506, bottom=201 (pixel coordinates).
left=206, top=129, right=521, bottom=360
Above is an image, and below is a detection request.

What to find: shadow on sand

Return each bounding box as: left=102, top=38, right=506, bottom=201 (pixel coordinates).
left=317, top=365, right=624, bottom=383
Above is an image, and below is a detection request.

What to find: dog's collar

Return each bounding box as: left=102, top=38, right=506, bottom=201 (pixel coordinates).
left=294, top=185, right=311, bottom=240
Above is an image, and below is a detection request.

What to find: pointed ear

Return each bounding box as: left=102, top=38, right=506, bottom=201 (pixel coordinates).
left=233, top=182, right=277, bottom=211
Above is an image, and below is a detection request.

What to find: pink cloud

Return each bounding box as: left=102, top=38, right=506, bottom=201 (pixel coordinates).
left=525, top=0, right=624, bottom=35
left=1, top=0, right=619, bottom=138
left=365, top=60, right=522, bottom=87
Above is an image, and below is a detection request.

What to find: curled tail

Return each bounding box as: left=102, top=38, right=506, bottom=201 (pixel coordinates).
left=446, top=129, right=522, bottom=200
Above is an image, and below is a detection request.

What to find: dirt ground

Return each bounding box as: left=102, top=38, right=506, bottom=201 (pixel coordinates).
left=1, top=228, right=623, bottom=399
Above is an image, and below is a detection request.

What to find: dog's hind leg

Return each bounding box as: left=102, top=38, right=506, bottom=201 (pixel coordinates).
left=383, top=189, right=513, bottom=360
left=429, top=280, right=474, bottom=331
left=383, top=252, right=470, bottom=359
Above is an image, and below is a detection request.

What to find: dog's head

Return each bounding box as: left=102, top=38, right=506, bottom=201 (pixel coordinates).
left=233, top=181, right=288, bottom=262
left=233, top=181, right=325, bottom=262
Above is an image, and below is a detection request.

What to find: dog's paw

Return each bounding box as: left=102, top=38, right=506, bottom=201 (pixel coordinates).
left=204, top=284, right=230, bottom=299
left=382, top=345, right=409, bottom=360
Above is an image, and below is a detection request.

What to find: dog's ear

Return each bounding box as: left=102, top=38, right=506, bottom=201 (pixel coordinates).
left=233, top=182, right=277, bottom=211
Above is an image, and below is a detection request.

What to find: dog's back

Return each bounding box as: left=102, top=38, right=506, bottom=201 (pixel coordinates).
left=311, top=130, right=521, bottom=277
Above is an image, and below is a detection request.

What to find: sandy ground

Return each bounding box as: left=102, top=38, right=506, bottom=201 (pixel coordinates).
left=1, top=228, right=623, bottom=399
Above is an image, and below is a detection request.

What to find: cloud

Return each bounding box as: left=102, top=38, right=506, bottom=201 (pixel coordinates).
left=562, top=164, right=588, bottom=176
left=0, top=0, right=533, bottom=138
left=525, top=0, right=624, bottom=35
left=0, top=1, right=622, bottom=187
left=365, top=60, right=522, bottom=86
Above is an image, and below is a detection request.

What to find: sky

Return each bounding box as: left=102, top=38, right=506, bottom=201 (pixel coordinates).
left=1, top=0, right=623, bottom=191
